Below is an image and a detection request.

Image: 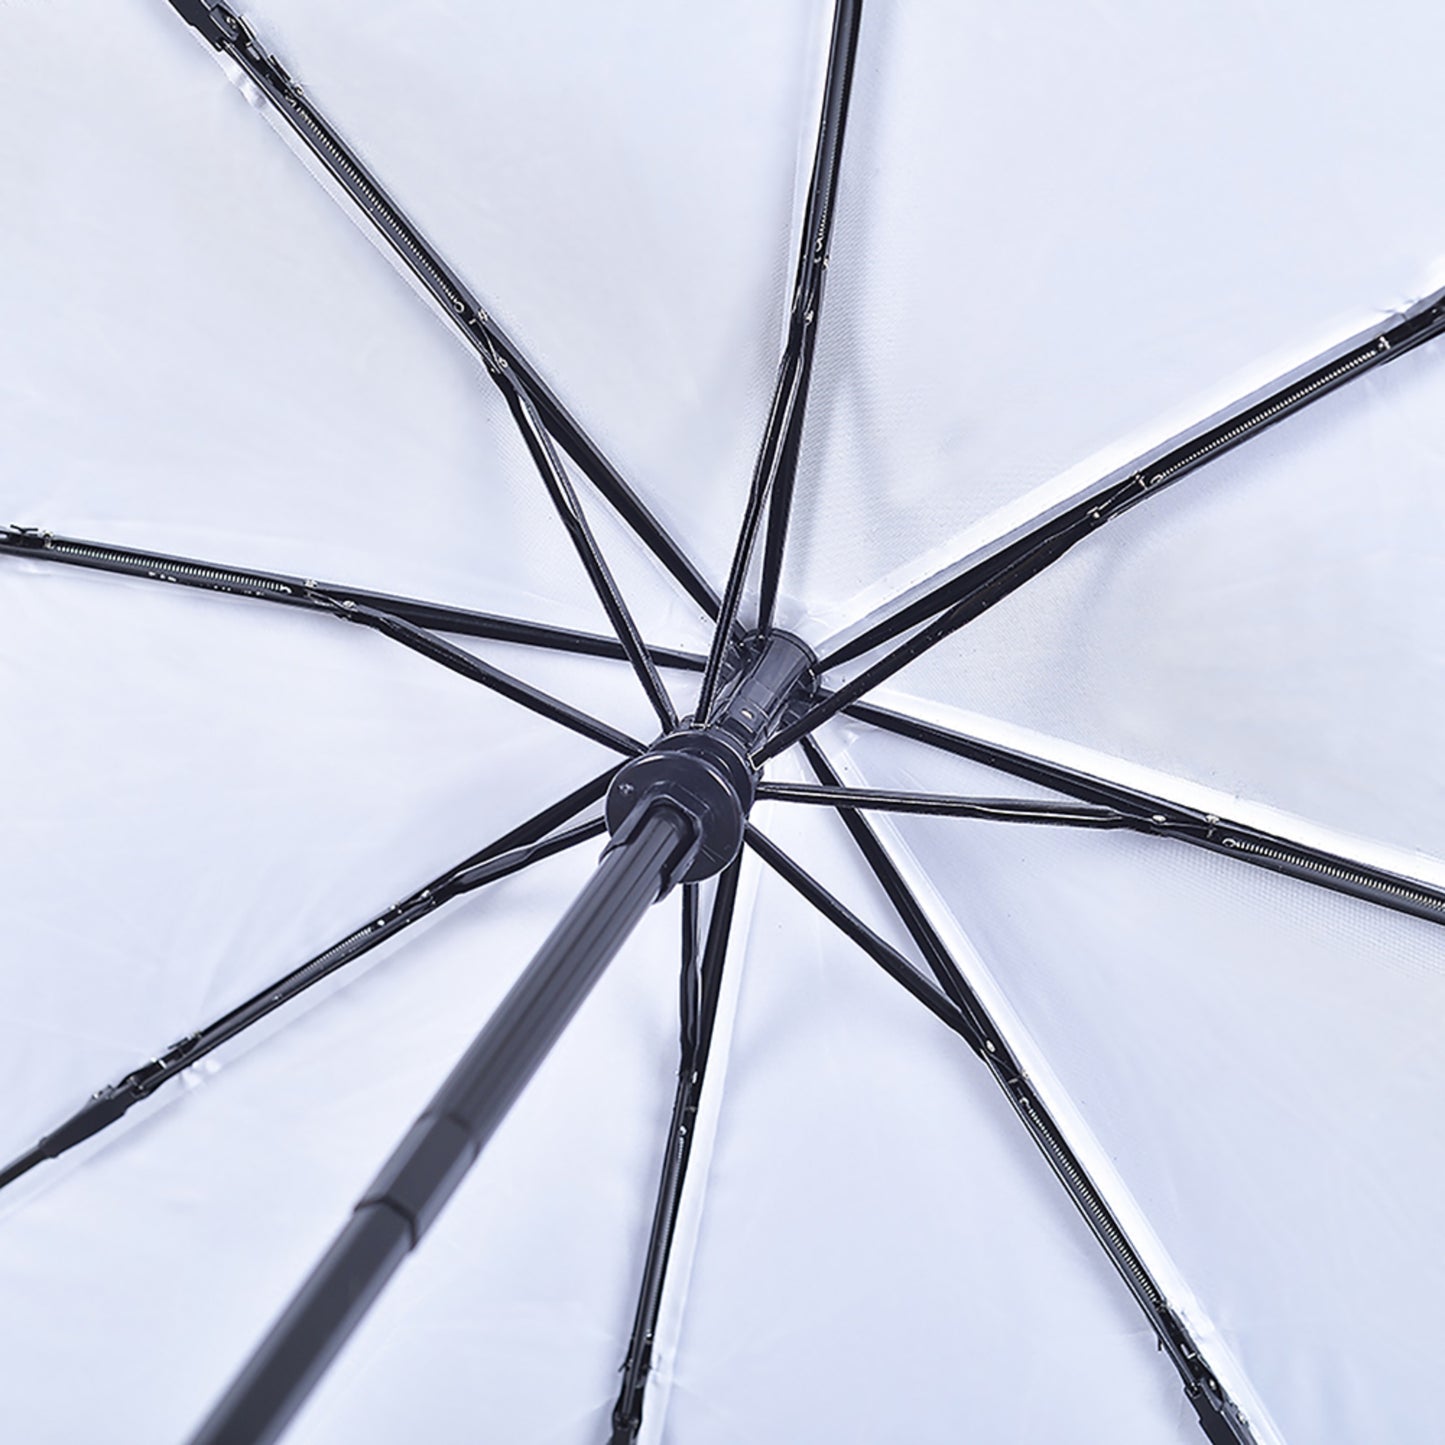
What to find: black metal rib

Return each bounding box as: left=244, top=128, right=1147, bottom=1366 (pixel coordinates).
left=0, top=773, right=614, bottom=1195
left=0, top=527, right=705, bottom=671
left=756, top=780, right=1134, bottom=828
left=609, top=865, right=742, bottom=1445
left=694, top=0, right=864, bottom=716
left=188, top=803, right=694, bottom=1445
left=796, top=739, right=1252, bottom=1445
left=495, top=378, right=678, bottom=729
left=818, top=287, right=1445, bottom=673
left=754, top=0, right=863, bottom=632
left=315, top=598, right=644, bottom=756
left=793, top=740, right=983, bottom=1040
left=167, top=0, right=721, bottom=625
left=848, top=700, right=1445, bottom=928
left=742, top=825, right=967, bottom=1035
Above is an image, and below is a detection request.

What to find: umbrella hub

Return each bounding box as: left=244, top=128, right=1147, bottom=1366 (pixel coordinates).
left=605, top=631, right=815, bottom=882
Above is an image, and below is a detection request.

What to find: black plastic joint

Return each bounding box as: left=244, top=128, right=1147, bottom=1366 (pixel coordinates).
left=710, top=630, right=815, bottom=753
left=38, top=1089, right=135, bottom=1159
left=609, top=1394, right=646, bottom=1445
left=1187, top=1384, right=1247, bottom=1445
left=607, top=753, right=734, bottom=884
left=605, top=631, right=816, bottom=882
left=166, top=0, right=235, bottom=47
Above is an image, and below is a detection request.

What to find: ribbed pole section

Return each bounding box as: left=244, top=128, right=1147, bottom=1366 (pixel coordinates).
left=189, top=804, right=698, bottom=1445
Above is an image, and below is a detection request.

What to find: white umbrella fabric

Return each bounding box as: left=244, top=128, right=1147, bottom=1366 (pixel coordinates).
left=3, top=3, right=1445, bottom=1443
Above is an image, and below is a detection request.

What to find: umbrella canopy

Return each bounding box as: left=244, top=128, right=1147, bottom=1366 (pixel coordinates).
left=4, top=3, right=1445, bottom=1443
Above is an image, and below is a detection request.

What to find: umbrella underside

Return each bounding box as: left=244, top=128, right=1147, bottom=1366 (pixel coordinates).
left=4, top=2, right=1445, bottom=1442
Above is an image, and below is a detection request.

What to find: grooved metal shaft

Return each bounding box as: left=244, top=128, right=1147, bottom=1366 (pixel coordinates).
left=188, top=805, right=696, bottom=1445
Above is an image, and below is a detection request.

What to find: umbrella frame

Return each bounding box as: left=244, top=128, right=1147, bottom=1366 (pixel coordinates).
left=7, top=2, right=1445, bottom=1443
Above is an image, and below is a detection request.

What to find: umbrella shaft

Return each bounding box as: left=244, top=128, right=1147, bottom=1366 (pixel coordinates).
left=189, top=803, right=697, bottom=1445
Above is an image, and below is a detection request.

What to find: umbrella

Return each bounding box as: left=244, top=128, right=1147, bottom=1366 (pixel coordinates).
left=4, top=1, right=1445, bottom=1441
